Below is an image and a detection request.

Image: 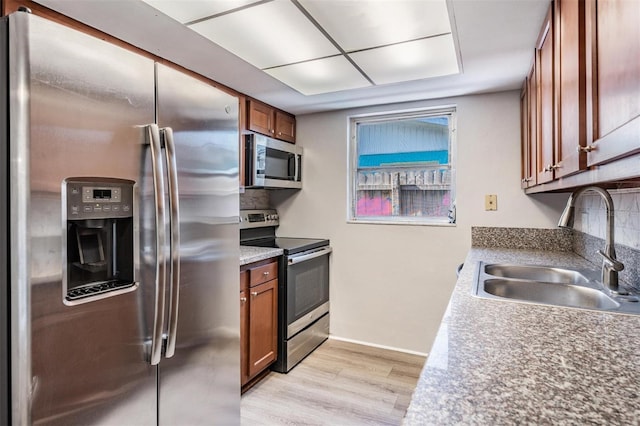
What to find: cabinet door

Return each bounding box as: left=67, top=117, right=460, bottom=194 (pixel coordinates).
left=527, top=66, right=538, bottom=187
left=275, top=110, right=296, bottom=143
left=586, top=0, right=640, bottom=165
left=248, top=279, right=278, bottom=378
left=536, top=6, right=556, bottom=184
left=521, top=69, right=537, bottom=188
left=240, top=288, right=249, bottom=385
left=554, top=0, right=587, bottom=178
left=247, top=99, right=275, bottom=136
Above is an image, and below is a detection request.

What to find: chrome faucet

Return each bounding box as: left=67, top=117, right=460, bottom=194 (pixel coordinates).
left=558, top=186, right=625, bottom=293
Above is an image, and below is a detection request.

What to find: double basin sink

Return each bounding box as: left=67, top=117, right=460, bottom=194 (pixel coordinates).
left=473, top=262, right=640, bottom=315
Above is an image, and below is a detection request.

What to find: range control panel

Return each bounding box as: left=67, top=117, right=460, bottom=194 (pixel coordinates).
left=239, top=209, right=279, bottom=229
left=65, top=178, right=134, bottom=220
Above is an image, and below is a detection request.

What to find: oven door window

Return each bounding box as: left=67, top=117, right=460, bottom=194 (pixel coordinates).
left=287, top=253, right=329, bottom=323
left=265, top=147, right=296, bottom=181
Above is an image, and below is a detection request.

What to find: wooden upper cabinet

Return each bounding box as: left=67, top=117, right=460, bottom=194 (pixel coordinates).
left=521, top=67, right=537, bottom=188
left=554, top=0, right=587, bottom=178
left=585, top=0, right=640, bottom=166
left=275, top=110, right=296, bottom=143
left=536, top=6, right=556, bottom=185
left=247, top=99, right=275, bottom=136
left=247, top=99, right=296, bottom=143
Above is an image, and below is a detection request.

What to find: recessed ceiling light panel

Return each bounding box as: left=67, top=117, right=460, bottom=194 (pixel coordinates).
left=298, top=0, right=452, bottom=52
left=265, top=56, right=372, bottom=95
left=141, top=0, right=258, bottom=24
left=349, top=34, right=460, bottom=85
left=189, top=1, right=340, bottom=69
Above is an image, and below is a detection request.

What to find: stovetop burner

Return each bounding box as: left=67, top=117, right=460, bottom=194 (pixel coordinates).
left=239, top=209, right=329, bottom=255
left=241, top=237, right=329, bottom=255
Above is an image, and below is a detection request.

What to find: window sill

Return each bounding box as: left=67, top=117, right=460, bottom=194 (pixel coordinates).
left=347, top=218, right=456, bottom=227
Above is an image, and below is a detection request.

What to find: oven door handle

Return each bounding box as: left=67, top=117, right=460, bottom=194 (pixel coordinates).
left=288, top=246, right=332, bottom=265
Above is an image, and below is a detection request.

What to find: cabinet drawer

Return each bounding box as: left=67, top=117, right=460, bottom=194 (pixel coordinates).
left=249, top=262, right=278, bottom=287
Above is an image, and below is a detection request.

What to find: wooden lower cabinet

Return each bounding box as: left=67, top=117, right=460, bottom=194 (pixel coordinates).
left=240, top=259, right=278, bottom=389
left=247, top=279, right=277, bottom=378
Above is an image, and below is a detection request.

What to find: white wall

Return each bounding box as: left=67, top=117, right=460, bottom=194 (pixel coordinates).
left=272, top=91, right=568, bottom=354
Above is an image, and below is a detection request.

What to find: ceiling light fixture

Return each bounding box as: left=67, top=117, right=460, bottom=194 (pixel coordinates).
left=143, top=0, right=461, bottom=96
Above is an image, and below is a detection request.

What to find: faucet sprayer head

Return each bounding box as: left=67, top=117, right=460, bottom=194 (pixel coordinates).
left=558, top=203, right=575, bottom=228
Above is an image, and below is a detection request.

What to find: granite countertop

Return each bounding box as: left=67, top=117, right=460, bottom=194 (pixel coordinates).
left=404, top=247, right=640, bottom=425
left=240, top=246, right=283, bottom=266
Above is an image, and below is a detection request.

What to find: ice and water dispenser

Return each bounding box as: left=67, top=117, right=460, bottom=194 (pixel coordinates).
left=64, top=178, right=137, bottom=304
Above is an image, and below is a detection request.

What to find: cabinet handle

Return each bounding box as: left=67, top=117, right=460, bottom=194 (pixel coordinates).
left=251, top=291, right=258, bottom=297
left=277, top=132, right=282, bottom=136
left=577, top=144, right=596, bottom=153
left=240, top=297, right=247, bottom=303
left=263, top=271, right=270, bottom=277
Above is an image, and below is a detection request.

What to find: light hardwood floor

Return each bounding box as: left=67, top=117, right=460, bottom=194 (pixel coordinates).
left=240, top=339, right=426, bottom=425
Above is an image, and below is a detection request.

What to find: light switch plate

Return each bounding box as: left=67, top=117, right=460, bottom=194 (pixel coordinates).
left=485, top=194, right=497, bottom=211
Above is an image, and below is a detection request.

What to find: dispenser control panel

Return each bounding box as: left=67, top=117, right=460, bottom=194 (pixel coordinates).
left=66, top=178, right=134, bottom=219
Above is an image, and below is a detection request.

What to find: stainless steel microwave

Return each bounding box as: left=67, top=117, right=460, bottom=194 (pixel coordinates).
left=244, top=134, right=302, bottom=189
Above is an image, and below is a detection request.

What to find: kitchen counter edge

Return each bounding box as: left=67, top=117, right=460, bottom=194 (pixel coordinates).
left=240, top=246, right=283, bottom=266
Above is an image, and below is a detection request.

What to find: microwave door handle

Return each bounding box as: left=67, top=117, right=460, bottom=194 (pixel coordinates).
left=295, top=153, right=301, bottom=181
left=161, top=127, right=180, bottom=359
left=145, top=124, right=167, bottom=366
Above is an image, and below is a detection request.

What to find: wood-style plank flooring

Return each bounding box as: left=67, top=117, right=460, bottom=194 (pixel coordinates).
left=240, top=339, right=426, bottom=425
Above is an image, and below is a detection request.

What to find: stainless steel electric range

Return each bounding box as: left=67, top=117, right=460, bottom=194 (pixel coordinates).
left=240, top=209, right=331, bottom=373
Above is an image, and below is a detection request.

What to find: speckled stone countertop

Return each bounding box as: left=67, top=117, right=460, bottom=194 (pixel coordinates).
left=240, top=246, right=283, bottom=266
left=404, top=247, right=640, bottom=425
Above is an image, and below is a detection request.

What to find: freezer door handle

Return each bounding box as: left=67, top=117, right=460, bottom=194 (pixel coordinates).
left=161, top=127, right=181, bottom=358
left=146, top=124, right=167, bottom=366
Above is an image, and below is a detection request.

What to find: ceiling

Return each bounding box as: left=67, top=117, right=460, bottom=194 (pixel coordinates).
left=34, top=0, right=549, bottom=115
left=141, top=0, right=459, bottom=96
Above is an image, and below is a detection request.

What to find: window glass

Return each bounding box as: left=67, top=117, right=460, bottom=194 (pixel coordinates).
left=349, top=108, right=456, bottom=225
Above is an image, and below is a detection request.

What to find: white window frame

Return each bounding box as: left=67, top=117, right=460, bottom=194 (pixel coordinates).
left=347, top=106, right=457, bottom=226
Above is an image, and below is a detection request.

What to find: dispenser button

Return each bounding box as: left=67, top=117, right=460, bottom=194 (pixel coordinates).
left=71, top=205, right=79, bottom=215
left=113, top=205, right=120, bottom=212
left=122, top=205, right=130, bottom=212
left=103, top=205, right=111, bottom=212
left=83, top=205, right=93, bottom=213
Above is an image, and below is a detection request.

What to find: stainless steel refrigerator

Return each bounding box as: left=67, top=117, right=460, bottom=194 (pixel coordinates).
left=0, top=11, right=240, bottom=425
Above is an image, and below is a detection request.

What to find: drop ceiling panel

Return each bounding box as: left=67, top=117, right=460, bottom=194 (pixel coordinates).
left=298, top=0, right=452, bottom=52
left=350, top=35, right=460, bottom=85
left=189, top=1, right=340, bottom=69
left=265, top=56, right=372, bottom=95
left=141, top=0, right=258, bottom=24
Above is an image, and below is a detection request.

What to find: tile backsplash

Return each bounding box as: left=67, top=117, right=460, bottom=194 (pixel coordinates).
left=573, top=188, right=640, bottom=250
left=572, top=188, right=640, bottom=291
left=239, top=189, right=270, bottom=210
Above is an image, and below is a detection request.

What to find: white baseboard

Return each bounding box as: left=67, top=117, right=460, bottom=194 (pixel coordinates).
left=328, top=335, right=428, bottom=357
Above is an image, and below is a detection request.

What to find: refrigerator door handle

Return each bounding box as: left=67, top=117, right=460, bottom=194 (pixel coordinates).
left=161, top=127, right=181, bottom=358
left=146, top=124, right=167, bottom=366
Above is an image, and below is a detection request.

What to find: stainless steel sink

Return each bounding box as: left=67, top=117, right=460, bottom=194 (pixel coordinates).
left=473, top=262, right=640, bottom=315
left=483, top=279, right=620, bottom=310
left=483, top=264, right=593, bottom=285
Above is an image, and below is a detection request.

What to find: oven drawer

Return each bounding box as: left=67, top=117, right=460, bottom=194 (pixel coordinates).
left=249, top=261, right=278, bottom=288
